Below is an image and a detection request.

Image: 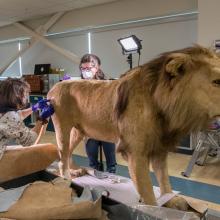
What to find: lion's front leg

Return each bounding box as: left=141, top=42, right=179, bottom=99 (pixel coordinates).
left=127, top=150, right=157, bottom=206
left=151, top=153, right=188, bottom=211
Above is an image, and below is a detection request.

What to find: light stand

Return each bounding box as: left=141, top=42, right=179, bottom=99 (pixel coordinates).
left=127, top=54, right=133, bottom=70
left=118, top=35, right=142, bottom=70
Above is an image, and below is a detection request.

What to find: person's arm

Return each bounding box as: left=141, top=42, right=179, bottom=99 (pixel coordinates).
left=3, top=112, right=39, bottom=147
left=31, top=120, right=44, bottom=135
left=18, top=107, right=33, bottom=120
left=19, top=99, right=51, bottom=120
left=31, top=120, right=48, bottom=144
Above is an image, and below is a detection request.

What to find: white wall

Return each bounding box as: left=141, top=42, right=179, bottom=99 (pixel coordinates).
left=0, top=42, right=20, bottom=78
left=21, top=34, right=88, bottom=75
left=198, top=0, right=220, bottom=47
left=91, top=19, right=197, bottom=77
left=0, top=17, right=197, bottom=78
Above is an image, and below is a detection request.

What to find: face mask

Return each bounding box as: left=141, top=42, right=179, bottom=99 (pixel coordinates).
left=82, top=70, right=94, bottom=79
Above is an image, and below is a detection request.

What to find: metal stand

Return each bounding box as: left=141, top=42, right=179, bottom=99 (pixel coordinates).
left=181, top=130, right=220, bottom=177
left=127, top=54, right=133, bottom=70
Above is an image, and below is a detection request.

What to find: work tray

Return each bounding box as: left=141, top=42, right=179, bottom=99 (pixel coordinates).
left=0, top=170, right=202, bottom=220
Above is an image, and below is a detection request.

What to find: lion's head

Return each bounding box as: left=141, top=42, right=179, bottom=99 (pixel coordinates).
left=144, top=45, right=220, bottom=133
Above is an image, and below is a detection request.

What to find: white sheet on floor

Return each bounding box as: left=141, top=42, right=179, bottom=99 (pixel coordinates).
left=72, top=173, right=179, bottom=207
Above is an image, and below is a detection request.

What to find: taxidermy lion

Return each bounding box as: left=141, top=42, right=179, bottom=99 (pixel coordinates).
left=48, top=45, right=220, bottom=210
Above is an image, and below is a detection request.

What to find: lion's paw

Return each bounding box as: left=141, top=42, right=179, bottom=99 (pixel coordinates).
left=70, top=167, right=87, bottom=177
left=58, top=162, right=71, bottom=179
left=63, top=171, right=72, bottom=180
left=164, top=196, right=189, bottom=211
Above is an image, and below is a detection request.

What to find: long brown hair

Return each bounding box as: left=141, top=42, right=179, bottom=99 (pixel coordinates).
left=0, top=77, right=30, bottom=112
left=79, top=54, right=106, bottom=80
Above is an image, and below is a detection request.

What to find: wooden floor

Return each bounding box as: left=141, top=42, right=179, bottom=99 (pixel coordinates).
left=41, top=131, right=220, bottom=211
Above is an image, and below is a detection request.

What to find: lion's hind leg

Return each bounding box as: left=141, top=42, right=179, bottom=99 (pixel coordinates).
left=54, top=124, right=72, bottom=179
left=69, top=127, right=86, bottom=177
left=52, top=113, right=84, bottom=179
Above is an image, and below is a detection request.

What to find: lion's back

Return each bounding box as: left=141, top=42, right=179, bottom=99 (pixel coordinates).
left=47, top=79, right=92, bottom=101
left=47, top=79, right=118, bottom=116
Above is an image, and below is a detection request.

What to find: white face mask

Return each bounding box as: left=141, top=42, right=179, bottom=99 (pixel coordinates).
left=82, top=70, right=94, bottom=79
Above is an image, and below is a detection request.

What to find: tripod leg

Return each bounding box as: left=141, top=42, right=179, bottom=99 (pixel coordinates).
left=181, top=137, right=205, bottom=177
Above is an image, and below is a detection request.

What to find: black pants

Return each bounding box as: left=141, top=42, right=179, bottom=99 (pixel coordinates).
left=85, top=139, right=117, bottom=173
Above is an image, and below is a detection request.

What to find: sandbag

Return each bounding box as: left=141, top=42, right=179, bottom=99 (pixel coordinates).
left=0, top=144, right=58, bottom=183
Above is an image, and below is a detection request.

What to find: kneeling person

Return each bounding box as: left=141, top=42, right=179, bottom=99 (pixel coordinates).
left=0, top=77, right=58, bottom=182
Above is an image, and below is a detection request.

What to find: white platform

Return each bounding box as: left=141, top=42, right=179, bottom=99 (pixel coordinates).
left=72, top=171, right=178, bottom=207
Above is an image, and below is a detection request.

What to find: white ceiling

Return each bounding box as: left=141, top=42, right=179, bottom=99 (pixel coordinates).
left=0, top=0, right=118, bottom=27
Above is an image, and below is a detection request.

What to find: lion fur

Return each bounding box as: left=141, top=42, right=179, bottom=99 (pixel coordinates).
left=48, top=45, right=220, bottom=209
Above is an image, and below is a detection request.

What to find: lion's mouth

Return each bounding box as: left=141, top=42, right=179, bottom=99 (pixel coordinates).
left=213, top=115, right=220, bottom=120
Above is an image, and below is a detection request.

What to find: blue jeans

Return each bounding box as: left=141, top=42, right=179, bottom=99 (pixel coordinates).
left=85, top=139, right=117, bottom=173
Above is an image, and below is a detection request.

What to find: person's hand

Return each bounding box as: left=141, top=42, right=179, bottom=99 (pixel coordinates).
left=39, top=104, right=55, bottom=121
left=31, top=99, right=50, bottom=112
left=62, top=74, right=71, bottom=80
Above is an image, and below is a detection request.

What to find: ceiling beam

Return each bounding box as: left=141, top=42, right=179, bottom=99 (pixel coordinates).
left=14, top=22, right=80, bottom=64
left=0, top=12, right=65, bottom=76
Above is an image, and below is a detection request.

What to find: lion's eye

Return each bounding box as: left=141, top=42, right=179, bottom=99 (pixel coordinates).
left=212, top=79, right=220, bottom=86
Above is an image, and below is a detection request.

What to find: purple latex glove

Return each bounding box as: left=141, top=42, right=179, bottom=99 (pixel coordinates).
left=32, top=99, right=50, bottom=112
left=62, top=74, right=71, bottom=80
left=39, top=104, right=55, bottom=120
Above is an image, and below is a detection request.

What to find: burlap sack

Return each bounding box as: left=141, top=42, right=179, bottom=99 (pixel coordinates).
left=0, top=144, right=58, bottom=183
left=0, top=180, right=106, bottom=220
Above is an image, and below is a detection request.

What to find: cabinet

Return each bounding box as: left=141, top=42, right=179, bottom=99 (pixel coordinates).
left=177, top=135, right=194, bottom=155
left=24, top=94, right=54, bottom=132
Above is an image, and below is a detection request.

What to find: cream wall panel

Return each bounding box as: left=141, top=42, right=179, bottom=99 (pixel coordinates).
left=21, top=34, right=87, bottom=75
left=0, top=42, right=20, bottom=78
left=198, top=0, right=220, bottom=47
left=51, top=0, right=197, bottom=33
left=92, top=19, right=197, bottom=78
left=1, top=19, right=197, bottom=78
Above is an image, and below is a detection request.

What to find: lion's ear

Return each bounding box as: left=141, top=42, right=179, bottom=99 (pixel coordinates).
left=165, top=53, right=190, bottom=77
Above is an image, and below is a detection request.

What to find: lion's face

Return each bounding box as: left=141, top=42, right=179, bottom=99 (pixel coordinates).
left=189, top=56, right=220, bottom=119
left=155, top=48, right=220, bottom=128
